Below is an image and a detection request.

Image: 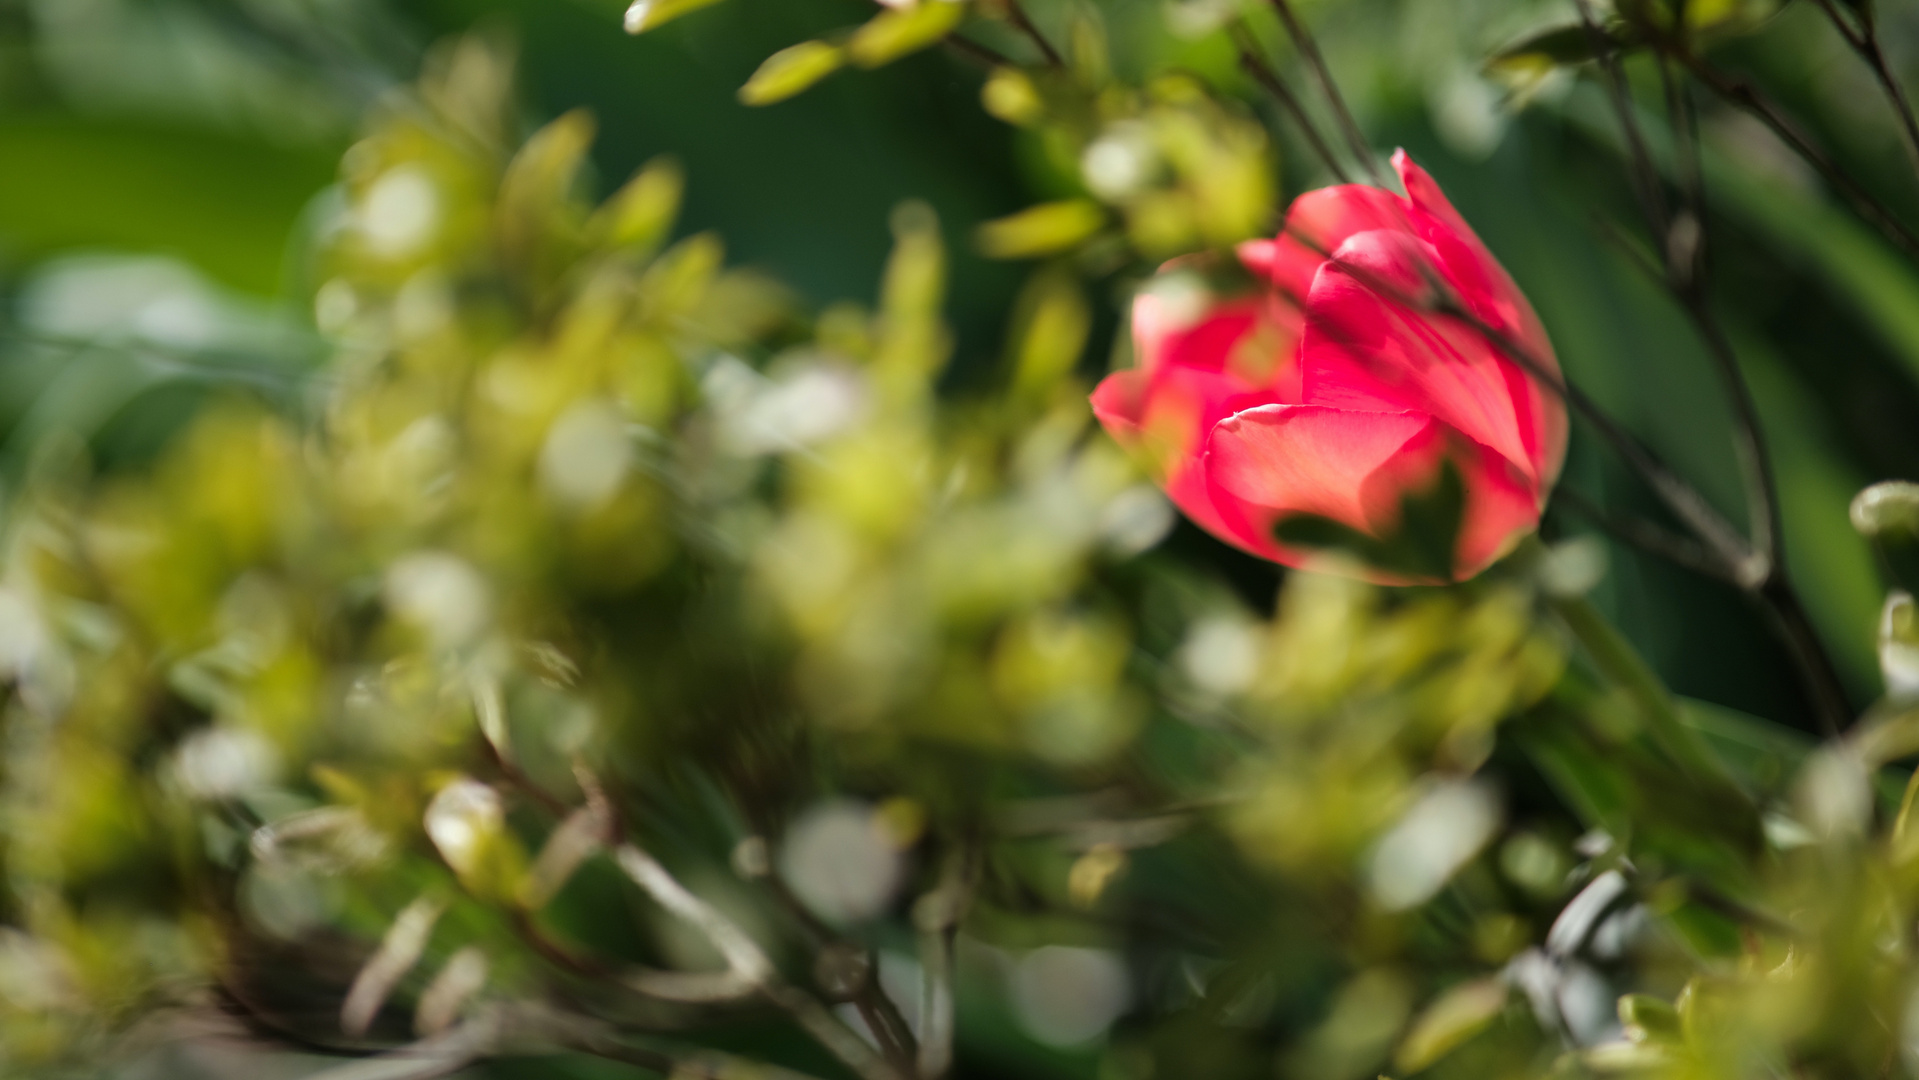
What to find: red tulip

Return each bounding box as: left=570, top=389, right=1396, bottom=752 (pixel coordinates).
left=1091, top=151, right=1566, bottom=582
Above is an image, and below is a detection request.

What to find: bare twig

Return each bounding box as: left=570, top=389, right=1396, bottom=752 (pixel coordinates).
left=1266, top=0, right=1386, bottom=185
left=341, top=896, right=447, bottom=1039
left=1573, top=0, right=1670, bottom=236
left=614, top=845, right=776, bottom=985
left=1001, top=0, right=1063, bottom=67
left=756, top=857, right=920, bottom=1071
left=1552, top=486, right=1737, bottom=584
left=1591, top=185, right=1779, bottom=571
left=491, top=752, right=903, bottom=1078
left=1683, top=302, right=1779, bottom=573
left=765, top=983, right=906, bottom=1080
left=1681, top=53, right=1919, bottom=259
left=1810, top=0, right=1919, bottom=186
left=943, top=33, right=1015, bottom=70
left=1573, top=0, right=1850, bottom=731
left=612, top=843, right=903, bottom=1080
left=1231, top=21, right=1353, bottom=184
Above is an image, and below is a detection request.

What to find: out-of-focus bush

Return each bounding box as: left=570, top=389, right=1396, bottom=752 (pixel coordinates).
left=11, top=2, right=1919, bottom=1080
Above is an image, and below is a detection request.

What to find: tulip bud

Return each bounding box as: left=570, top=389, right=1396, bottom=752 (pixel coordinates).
left=1853, top=481, right=1919, bottom=592
left=1092, top=151, right=1565, bottom=582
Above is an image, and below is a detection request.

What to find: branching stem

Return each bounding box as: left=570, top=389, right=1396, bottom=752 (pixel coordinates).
left=1681, top=52, right=1919, bottom=259
left=1002, top=0, right=1062, bottom=68
left=1265, top=0, right=1385, bottom=185
left=1810, top=0, right=1919, bottom=186
left=1231, top=21, right=1352, bottom=184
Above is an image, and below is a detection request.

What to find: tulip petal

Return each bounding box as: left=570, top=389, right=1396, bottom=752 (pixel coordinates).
left=1206, top=405, right=1441, bottom=535
left=1092, top=368, right=1290, bottom=560
left=1261, top=183, right=1412, bottom=310
left=1092, top=153, right=1565, bottom=582
left=1090, top=369, right=1149, bottom=438
left=1133, top=290, right=1261, bottom=376
left=1300, top=229, right=1560, bottom=490
left=1391, top=150, right=1567, bottom=486
left=1205, top=404, right=1541, bottom=579
left=1393, top=151, right=1475, bottom=253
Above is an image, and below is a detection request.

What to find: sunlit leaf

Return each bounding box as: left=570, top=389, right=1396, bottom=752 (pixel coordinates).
left=739, top=41, right=845, bottom=106
left=1394, top=977, right=1509, bottom=1074
left=624, top=0, right=731, bottom=33
left=975, top=200, right=1105, bottom=259
left=845, top=0, right=968, bottom=68
left=1009, top=268, right=1090, bottom=400
left=593, top=155, right=686, bottom=257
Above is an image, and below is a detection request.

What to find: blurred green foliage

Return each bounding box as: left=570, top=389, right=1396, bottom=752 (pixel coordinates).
left=10, top=1, right=1919, bottom=1080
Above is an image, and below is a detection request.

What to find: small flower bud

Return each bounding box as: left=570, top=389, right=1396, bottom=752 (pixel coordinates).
left=1852, top=481, right=1919, bottom=592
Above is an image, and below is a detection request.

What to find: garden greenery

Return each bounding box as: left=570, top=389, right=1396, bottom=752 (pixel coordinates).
left=7, top=2, right=1919, bottom=1079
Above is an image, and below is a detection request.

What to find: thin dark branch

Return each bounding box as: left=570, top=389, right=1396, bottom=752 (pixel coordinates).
left=1573, top=0, right=1670, bottom=237
left=757, top=866, right=920, bottom=1073
left=1553, top=486, right=1738, bottom=584
left=1589, top=212, right=1665, bottom=281
left=852, top=986, right=919, bottom=1080
left=1590, top=143, right=1778, bottom=571
left=1681, top=52, right=1919, bottom=259
left=481, top=737, right=571, bottom=817
left=1579, top=7, right=1848, bottom=730
left=1810, top=0, right=1919, bottom=186
left=1231, top=21, right=1352, bottom=184
left=1811, top=0, right=1867, bottom=49
left=943, top=33, right=1015, bottom=70
left=1423, top=287, right=1760, bottom=579
left=1759, top=574, right=1853, bottom=735
left=1682, top=301, right=1779, bottom=571
left=1655, top=53, right=1705, bottom=277
left=1265, top=0, right=1386, bottom=185
left=1001, top=0, right=1063, bottom=68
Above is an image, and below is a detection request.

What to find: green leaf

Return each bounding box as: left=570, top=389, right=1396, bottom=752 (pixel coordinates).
left=497, top=109, right=598, bottom=300
left=738, top=41, right=846, bottom=106
left=845, top=0, right=969, bottom=69
left=592, top=155, right=686, bottom=258
left=975, top=200, right=1105, bottom=259
left=1394, top=977, right=1510, bottom=1074
left=1617, top=993, right=1682, bottom=1042
left=623, top=0, right=731, bottom=34
left=1009, top=268, right=1091, bottom=401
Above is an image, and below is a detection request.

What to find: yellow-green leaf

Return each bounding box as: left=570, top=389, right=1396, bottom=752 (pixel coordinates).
left=1617, top=993, right=1682, bottom=1042
left=593, top=155, right=685, bottom=257
left=739, top=41, right=845, bottom=106
left=846, top=0, right=968, bottom=68
left=624, top=0, right=730, bottom=33
left=497, top=109, right=596, bottom=276
left=1010, top=268, right=1090, bottom=400
left=981, top=67, right=1043, bottom=126
left=975, top=200, right=1104, bottom=260
left=1392, top=977, right=1509, bottom=1075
